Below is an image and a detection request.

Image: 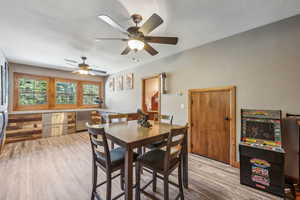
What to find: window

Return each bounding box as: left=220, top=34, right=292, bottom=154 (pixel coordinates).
left=55, top=81, right=77, bottom=105
left=19, top=78, right=48, bottom=105
left=14, top=73, right=103, bottom=111
left=14, top=73, right=50, bottom=110
left=82, top=84, right=100, bottom=105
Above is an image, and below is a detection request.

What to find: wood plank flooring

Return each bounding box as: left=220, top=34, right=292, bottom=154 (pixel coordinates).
left=0, top=133, right=281, bottom=200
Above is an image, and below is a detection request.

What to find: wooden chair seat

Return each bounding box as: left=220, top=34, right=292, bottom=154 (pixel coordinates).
left=95, top=147, right=139, bottom=169
left=145, top=140, right=167, bottom=149
left=138, top=149, right=179, bottom=173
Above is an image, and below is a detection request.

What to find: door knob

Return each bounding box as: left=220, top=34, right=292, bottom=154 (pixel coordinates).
left=224, top=117, right=230, bottom=121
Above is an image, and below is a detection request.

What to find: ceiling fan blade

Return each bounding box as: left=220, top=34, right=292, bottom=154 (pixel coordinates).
left=95, top=38, right=128, bottom=42
left=121, top=46, right=131, bottom=55
left=98, top=15, right=130, bottom=36
left=66, top=63, right=78, bottom=67
left=90, top=68, right=107, bottom=74
left=64, top=58, right=78, bottom=63
left=139, top=13, right=163, bottom=35
left=144, top=42, right=159, bottom=56
left=89, top=71, right=96, bottom=76
left=144, top=36, right=178, bottom=45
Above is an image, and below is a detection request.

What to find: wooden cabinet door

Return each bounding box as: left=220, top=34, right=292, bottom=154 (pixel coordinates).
left=191, top=90, right=230, bottom=163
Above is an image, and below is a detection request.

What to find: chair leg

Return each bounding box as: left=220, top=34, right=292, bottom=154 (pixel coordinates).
left=135, top=162, right=141, bottom=200
left=91, top=163, right=97, bottom=200
left=164, top=175, right=169, bottom=200
left=106, top=173, right=112, bottom=200
left=178, top=162, right=185, bottom=200
left=137, top=147, right=143, bottom=156
left=152, top=171, right=157, bottom=192
left=111, top=142, right=115, bottom=149
left=138, top=147, right=143, bottom=174
left=120, top=168, right=124, bottom=190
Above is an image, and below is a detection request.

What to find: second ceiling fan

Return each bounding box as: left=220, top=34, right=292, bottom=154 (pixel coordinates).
left=97, top=13, right=178, bottom=56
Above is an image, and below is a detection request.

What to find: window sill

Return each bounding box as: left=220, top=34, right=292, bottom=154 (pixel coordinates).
left=9, top=108, right=102, bottom=115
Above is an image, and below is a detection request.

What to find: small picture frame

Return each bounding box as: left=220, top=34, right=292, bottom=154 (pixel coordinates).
left=108, top=77, right=115, bottom=92
left=115, top=75, right=123, bottom=91
left=124, top=73, right=134, bottom=90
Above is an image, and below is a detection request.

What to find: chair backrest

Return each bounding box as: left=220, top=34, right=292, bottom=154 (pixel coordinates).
left=160, top=114, right=173, bottom=125
left=86, top=123, right=111, bottom=168
left=163, top=124, right=188, bottom=171
left=108, top=114, right=128, bottom=124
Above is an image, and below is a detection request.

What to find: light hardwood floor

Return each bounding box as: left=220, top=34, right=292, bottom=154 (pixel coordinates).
left=0, top=133, right=281, bottom=200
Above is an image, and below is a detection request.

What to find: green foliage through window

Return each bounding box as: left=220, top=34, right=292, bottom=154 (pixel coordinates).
left=83, top=84, right=99, bottom=105
left=56, top=82, right=77, bottom=104
left=19, top=78, right=48, bottom=105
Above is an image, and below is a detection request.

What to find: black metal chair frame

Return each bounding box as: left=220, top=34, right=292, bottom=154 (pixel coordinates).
left=136, top=125, right=187, bottom=200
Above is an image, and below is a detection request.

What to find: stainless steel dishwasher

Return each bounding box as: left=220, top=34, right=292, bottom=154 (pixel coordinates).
left=76, top=111, right=93, bottom=131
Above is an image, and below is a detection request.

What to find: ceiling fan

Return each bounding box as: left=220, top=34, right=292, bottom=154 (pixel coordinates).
left=64, top=56, right=107, bottom=76
left=96, top=13, right=178, bottom=56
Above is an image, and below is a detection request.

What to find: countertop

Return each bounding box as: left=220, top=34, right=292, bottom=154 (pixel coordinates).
left=9, top=108, right=135, bottom=115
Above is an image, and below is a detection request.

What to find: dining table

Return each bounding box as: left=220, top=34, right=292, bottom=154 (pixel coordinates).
left=99, top=120, right=189, bottom=200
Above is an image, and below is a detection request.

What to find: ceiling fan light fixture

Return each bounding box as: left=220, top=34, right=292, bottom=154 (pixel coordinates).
left=128, top=39, right=144, bottom=51
left=73, top=69, right=89, bottom=75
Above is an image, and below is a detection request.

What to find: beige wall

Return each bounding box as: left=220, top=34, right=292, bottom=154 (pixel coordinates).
left=106, top=15, right=300, bottom=153
left=9, top=62, right=104, bottom=112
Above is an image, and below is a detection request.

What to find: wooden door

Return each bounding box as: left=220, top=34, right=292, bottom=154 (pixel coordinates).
left=190, top=90, right=231, bottom=163
left=142, top=75, right=161, bottom=120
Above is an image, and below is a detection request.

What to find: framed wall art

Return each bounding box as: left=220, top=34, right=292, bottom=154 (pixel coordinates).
left=124, top=73, right=134, bottom=90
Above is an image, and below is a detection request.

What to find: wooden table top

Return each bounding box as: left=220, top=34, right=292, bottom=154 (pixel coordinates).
left=90, top=121, right=183, bottom=147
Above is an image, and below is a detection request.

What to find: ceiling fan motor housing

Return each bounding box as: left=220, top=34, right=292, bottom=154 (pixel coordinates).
left=127, top=26, right=144, bottom=39
left=131, top=14, right=143, bottom=25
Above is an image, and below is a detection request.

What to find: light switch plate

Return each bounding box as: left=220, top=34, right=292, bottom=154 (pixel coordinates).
left=180, top=104, right=185, bottom=109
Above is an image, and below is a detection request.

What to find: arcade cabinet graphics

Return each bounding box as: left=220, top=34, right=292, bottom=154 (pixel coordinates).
left=239, top=109, right=285, bottom=197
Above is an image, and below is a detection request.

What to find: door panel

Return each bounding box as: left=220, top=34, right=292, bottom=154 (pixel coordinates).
left=191, top=90, right=230, bottom=163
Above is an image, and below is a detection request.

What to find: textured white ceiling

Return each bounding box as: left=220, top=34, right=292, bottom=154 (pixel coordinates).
left=1, top=0, right=300, bottom=73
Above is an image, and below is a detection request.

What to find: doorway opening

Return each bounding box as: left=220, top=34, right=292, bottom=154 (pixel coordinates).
left=142, top=75, right=161, bottom=120
left=188, top=86, right=237, bottom=167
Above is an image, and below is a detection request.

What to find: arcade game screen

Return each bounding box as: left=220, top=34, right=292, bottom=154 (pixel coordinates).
left=241, top=109, right=282, bottom=146
left=245, top=121, right=275, bottom=141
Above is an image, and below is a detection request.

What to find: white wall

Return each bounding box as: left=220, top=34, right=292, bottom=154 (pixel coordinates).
left=0, top=51, right=5, bottom=67
left=106, top=15, right=300, bottom=152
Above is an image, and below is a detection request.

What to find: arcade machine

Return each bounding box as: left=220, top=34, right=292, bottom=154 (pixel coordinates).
left=239, top=109, right=285, bottom=197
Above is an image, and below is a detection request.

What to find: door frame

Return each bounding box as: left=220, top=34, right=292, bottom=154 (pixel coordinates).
left=141, top=74, right=161, bottom=115
left=188, top=86, right=238, bottom=167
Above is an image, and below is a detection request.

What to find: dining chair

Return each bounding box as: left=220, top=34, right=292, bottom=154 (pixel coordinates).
left=136, top=125, right=188, bottom=200
left=87, top=123, right=138, bottom=200
left=107, top=114, right=128, bottom=149
left=144, top=114, right=173, bottom=152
